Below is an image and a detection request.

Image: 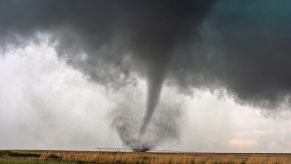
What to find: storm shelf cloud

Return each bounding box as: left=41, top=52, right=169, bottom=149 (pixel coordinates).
left=1, top=0, right=291, bottom=150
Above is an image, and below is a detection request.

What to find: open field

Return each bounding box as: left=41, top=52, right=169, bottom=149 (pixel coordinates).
left=1, top=150, right=291, bottom=164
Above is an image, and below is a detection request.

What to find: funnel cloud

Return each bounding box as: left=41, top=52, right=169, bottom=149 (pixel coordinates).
left=1, top=0, right=291, bottom=150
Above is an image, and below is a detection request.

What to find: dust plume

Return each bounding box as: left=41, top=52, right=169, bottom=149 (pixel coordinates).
left=110, top=88, right=182, bottom=151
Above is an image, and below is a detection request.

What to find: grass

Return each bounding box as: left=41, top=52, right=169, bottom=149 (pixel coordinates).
left=0, top=158, right=78, bottom=164
left=1, top=150, right=291, bottom=164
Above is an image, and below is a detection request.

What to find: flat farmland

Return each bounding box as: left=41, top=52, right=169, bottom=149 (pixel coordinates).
left=1, top=150, right=291, bottom=164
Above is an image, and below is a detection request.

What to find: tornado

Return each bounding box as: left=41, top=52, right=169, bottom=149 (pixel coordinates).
left=140, top=56, right=170, bottom=136
left=132, top=1, right=216, bottom=137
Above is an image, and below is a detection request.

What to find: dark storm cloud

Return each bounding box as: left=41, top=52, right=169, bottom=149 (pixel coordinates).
left=0, top=0, right=214, bottom=85
left=169, top=0, right=291, bottom=109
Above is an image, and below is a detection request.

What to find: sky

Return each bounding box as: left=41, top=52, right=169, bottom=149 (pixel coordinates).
left=1, top=41, right=291, bottom=152
left=1, top=0, right=291, bottom=152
